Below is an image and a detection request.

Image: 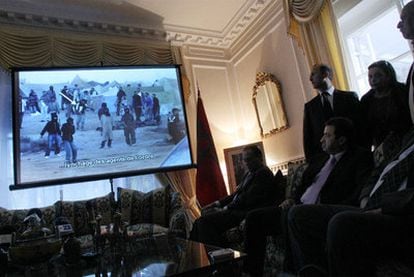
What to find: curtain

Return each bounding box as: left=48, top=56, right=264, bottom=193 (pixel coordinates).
left=158, top=46, right=200, bottom=221
left=0, top=26, right=172, bottom=69
left=284, top=0, right=349, bottom=90
left=157, top=170, right=199, bottom=221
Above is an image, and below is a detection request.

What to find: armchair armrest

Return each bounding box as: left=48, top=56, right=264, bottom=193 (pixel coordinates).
left=168, top=208, right=190, bottom=238
left=168, top=191, right=191, bottom=238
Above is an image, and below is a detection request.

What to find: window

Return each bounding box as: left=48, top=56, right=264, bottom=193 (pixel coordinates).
left=334, top=0, right=412, bottom=97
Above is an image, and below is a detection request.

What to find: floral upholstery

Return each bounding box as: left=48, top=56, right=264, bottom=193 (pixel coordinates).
left=117, top=186, right=190, bottom=238
left=0, top=205, right=56, bottom=234
left=285, top=162, right=308, bottom=199
left=0, top=187, right=189, bottom=245
left=55, top=192, right=115, bottom=236
left=126, top=223, right=169, bottom=237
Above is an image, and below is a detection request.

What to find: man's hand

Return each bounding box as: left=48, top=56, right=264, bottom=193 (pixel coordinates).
left=201, top=200, right=223, bottom=216
left=279, top=199, right=295, bottom=210
left=203, top=200, right=220, bottom=210
left=359, top=197, right=369, bottom=209
left=364, top=208, right=382, bottom=214
left=201, top=207, right=222, bottom=216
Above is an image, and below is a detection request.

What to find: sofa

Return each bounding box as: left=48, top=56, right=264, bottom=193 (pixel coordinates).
left=0, top=185, right=190, bottom=248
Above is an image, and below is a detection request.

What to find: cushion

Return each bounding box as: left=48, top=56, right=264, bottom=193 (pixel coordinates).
left=141, top=186, right=172, bottom=227
left=118, top=186, right=172, bottom=227
left=126, top=223, right=169, bottom=237
left=0, top=205, right=56, bottom=234
left=117, top=187, right=144, bottom=224
left=285, top=162, right=308, bottom=199
left=55, top=192, right=114, bottom=236
left=274, top=169, right=287, bottom=205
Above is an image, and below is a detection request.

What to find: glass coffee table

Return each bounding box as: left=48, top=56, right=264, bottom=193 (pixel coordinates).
left=5, top=234, right=246, bottom=277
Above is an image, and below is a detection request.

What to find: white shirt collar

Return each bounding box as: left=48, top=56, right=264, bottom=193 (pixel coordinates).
left=318, top=86, right=335, bottom=96
left=331, top=150, right=345, bottom=162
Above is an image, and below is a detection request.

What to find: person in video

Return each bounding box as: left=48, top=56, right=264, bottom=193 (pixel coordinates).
left=47, top=96, right=60, bottom=115
left=74, top=99, right=88, bottom=131
left=99, top=104, right=114, bottom=149
left=40, top=112, right=62, bottom=158
left=61, top=117, right=77, bottom=164
left=121, top=108, right=136, bottom=146
left=152, top=93, right=160, bottom=124
left=27, top=89, right=41, bottom=114
left=167, top=108, right=185, bottom=144
left=116, top=86, right=126, bottom=116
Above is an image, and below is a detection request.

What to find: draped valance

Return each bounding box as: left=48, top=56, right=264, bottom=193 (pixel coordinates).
left=0, top=25, right=173, bottom=70
left=284, top=0, right=349, bottom=90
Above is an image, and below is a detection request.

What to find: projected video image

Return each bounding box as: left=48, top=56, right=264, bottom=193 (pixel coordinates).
left=13, top=65, right=194, bottom=188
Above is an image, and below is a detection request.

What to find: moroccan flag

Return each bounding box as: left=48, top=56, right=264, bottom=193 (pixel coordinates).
left=196, top=93, right=228, bottom=207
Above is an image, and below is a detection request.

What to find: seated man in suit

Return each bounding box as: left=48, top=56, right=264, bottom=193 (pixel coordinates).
left=303, top=64, right=360, bottom=161
left=289, top=130, right=414, bottom=276
left=244, top=117, right=373, bottom=276
left=189, top=145, right=278, bottom=247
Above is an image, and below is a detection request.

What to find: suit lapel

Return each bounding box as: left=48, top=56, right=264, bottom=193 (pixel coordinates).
left=332, top=90, right=341, bottom=114
left=323, top=150, right=349, bottom=188
left=406, top=63, right=413, bottom=87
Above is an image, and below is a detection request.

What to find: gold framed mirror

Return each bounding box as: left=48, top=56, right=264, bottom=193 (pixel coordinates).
left=252, top=72, right=288, bottom=138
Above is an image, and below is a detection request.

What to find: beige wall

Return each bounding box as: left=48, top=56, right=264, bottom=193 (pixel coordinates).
left=181, top=3, right=313, bottom=186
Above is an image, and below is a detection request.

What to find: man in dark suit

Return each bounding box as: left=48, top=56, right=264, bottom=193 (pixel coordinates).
left=243, top=117, right=373, bottom=276
left=189, top=145, right=278, bottom=247
left=289, top=131, right=414, bottom=276
left=288, top=3, right=414, bottom=276
left=303, top=64, right=360, bottom=161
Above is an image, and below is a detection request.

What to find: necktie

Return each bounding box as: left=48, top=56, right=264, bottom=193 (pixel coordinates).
left=365, top=151, right=414, bottom=209
left=231, top=172, right=253, bottom=204
left=301, top=156, right=337, bottom=204
left=322, top=92, right=333, bottom=119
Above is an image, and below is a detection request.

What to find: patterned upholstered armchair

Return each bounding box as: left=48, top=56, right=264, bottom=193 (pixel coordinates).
left=117, top=186, right=190, bottom=239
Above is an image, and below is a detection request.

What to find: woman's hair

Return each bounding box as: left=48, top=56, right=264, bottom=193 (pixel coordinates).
left=368, top=60, right=398, bottom=85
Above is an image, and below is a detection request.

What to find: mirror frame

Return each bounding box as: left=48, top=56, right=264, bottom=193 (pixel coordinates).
left=252, top=72, right=288, bottom=138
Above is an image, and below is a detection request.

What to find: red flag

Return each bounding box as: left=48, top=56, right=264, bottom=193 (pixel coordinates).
left=196, top=92, right=228, bottom=207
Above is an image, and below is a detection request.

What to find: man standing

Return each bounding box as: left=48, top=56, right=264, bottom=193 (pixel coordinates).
left=303, top=64, right=360, bottom=161
left=189, top=145, right=278, bottom=248
left=40, top=112, right=62, bottom=157
left=288, top=5, right=414, bottom=275
left=61, top=117, right=77, bottom=164
left=152, top=93, right=160, bottom=124
left=132, top=89, right=142, bottom=123
left=244, top=117, right=373, bottom=276
left=121, top=108, right=136, bottom=146
left=116, top=86, right=126, bottom=116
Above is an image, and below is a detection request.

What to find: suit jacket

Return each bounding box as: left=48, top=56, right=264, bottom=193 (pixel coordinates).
left=218, top=165, right=277, bottom=213
left=360, top=127, right=414, bottom=200
left=294, top=147, right=373, bottom=206
left=303, top=89, right=360, bottom=161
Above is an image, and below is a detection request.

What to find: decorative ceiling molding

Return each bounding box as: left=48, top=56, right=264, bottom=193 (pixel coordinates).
left=166, top=0, right=274, bottom=48
left=0, top=0, right=274, bottom=48
left=0, top=10, right=167, bottom=41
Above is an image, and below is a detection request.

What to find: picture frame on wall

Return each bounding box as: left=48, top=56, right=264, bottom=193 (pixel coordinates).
left=223, top=141, right=265, bottom=193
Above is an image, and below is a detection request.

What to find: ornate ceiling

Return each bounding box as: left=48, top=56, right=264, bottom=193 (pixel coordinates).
left=0, top=0, right=276, bottom=48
